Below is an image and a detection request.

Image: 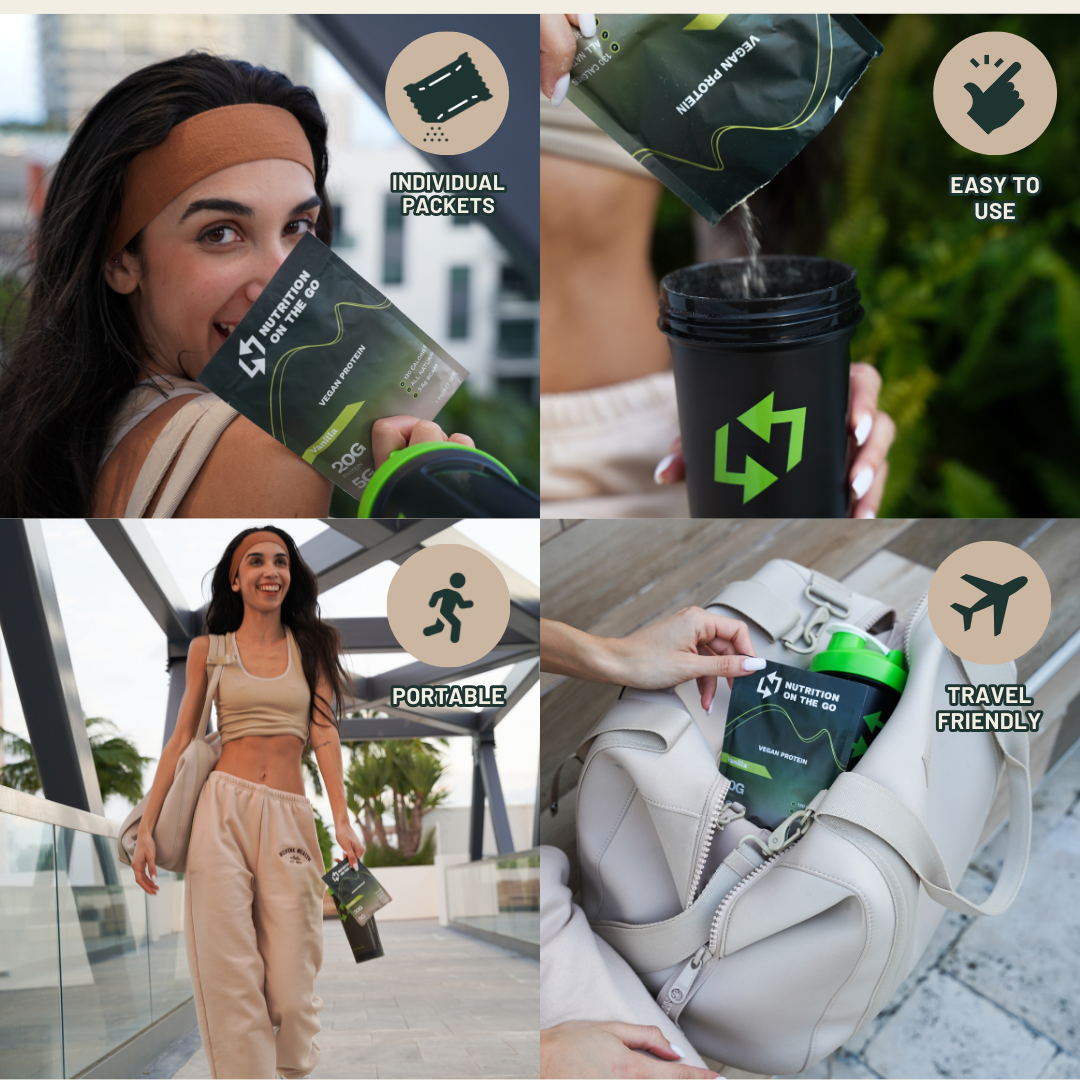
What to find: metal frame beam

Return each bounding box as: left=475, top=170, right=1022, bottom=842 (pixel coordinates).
left=0, top=520, right=103, bottom=815
left=86, top=521, right=198, bottom=646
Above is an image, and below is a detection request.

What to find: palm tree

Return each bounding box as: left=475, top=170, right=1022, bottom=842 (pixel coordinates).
left=343, top=739, right=449, bottom=860
left=0, top=717, right=152, bottom=805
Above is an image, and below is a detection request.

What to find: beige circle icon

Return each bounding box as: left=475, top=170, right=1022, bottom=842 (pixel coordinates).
left=387, top=544, right=510, bottom=667
left=385, top=32, right=509, bottom=156
left=933, top=32, right=1056, bottom=155
left=928, top=541, right=1051, bottom=665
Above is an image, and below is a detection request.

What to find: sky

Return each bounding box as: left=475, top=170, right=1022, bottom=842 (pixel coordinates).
left=0, top=16, right=42, bottom=123
left=0, top=14, right=402, bottom=146
left=0, top=519, right=539, bottom=834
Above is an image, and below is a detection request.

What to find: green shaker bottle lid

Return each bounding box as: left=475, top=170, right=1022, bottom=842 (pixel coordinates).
left=809, top=629, right=908, bottom=694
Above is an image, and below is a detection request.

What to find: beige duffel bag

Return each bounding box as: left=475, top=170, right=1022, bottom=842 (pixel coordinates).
left=573, top=559, right=1032, bottom=1075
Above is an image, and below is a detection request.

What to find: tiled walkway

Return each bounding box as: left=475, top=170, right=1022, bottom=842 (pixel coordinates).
left=783, top=738, right=1080, bottom=1080
left=160, top=920, right=538, bottom=1079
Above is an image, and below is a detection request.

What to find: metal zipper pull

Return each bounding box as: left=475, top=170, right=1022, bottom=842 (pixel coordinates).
left=662, top=945, right=709, bottom=1014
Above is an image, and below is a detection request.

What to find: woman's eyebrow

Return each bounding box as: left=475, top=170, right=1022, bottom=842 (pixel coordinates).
left=290, top=195, right=322, bottom=216
left=181, top=197, right=254, bottom=222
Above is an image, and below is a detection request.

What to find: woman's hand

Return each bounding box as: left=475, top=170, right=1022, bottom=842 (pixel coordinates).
left=132, top=829, right=159, bottom=896
left=371, top=416, right=475, bottom=469
left=541, top=15, right=597, bottom=104
left=846, top=362, right=895, bottom=519
left=540, top=608, right=763, bottom=713
left=654, top=362, right=896, bottom=518
left=334, top=818, right=366, bottom=871
left=541, top=1021, right=720, bottom=1079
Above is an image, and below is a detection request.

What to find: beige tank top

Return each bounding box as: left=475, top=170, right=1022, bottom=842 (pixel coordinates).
left=216, top=628, right=311, bottom=744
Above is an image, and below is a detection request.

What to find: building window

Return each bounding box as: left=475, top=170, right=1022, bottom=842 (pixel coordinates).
left=496, top=319, right=536, bottom=358
left=383, top=195, right=404, bottom=284
left=499, top=263, right=533, bottom=298
left=449, top=266, right=470, bottom=339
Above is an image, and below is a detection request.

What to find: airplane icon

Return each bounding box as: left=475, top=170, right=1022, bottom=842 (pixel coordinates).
left=951, top=574, right=1028, bottom=637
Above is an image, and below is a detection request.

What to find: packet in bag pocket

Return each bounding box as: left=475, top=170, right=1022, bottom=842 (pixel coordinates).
left=199, top=232, right=468, bottom=498
left=567, top=15, right=883, bottom=225
left=720, top=661, right=872, bottom=829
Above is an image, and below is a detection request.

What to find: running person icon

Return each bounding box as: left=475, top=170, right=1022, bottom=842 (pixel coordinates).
left=423, top=573, right=474, bottom=643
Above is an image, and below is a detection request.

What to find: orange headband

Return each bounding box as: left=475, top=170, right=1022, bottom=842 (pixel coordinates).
left=110, top=103, right=316, bottom=258
left=230, top=531, right=289, bottom=583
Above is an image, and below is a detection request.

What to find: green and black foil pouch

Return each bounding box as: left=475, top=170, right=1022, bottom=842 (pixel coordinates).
left=721, top=661, right=872, bottom=829
left=199, top=233, right=468, bottom=499
left=567, top=15, right=883, bottom=224
left=323, top=857, right=392, bottom=927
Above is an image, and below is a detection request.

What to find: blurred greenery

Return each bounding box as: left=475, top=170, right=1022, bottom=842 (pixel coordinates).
left=651, top=15, right=1080, bottom=517
left=435, top=382, right=540, bottom=494
left=0, top=717, right=152, bottom=806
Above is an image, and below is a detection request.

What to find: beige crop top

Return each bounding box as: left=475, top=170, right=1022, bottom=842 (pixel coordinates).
left=216, top=628, right=311, bottom=744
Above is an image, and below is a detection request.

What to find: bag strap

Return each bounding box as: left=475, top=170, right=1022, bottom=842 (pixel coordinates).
left=151, top=399, right=239, bottom=519
left=125, top=395, right=237, bottom=518
left=710, top=571, right=861, bottom=654
left=814, top=730, right=1031, bottom=918
left=591, top=841, right=767, bottom=973
left=199, top=633, right=233, bottom=738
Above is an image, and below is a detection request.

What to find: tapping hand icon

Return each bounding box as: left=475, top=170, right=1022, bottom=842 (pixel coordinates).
left=965, top=61, right=1024, bottom=134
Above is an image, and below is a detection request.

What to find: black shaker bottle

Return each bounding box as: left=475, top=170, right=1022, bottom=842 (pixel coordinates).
left=332, top=892, right=386, bottom=963
left=357, top=443, right=540, bottom=518
left=809, top=628, right=908, bottom=767
left=659, top=255, right=864, bottom=517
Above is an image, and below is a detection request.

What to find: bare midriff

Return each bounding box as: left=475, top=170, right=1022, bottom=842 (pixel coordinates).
left=215, top=733, right=307, bottom=795
left=540, top=154, right=673, bottom=394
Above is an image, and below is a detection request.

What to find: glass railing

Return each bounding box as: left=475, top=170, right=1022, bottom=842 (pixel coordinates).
left=0, top=792, right=192, bottom=1079
left=445, top=849, right=540, bottom=952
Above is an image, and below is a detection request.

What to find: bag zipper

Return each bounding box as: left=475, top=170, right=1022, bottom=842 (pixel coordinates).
left=708, top=809, right=814, bottom=953
left=660, top=809, right=814, bottom=1018
left=685, top=783, right=740, bottom=908
left=903, top=590, right=930, bottom=667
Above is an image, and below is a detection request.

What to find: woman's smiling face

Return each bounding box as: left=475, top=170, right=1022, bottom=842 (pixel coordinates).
left=106, top=157, right=319, bottom=380
left=232, top=540, right=291, bottom=611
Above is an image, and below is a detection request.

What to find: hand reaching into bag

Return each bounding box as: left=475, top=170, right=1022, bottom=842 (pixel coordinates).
left=540, top=607, right=764, bottom=713
left=541, top=1021, right=721, bottom=1079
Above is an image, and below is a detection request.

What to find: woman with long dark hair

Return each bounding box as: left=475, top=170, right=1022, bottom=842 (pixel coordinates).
left=0, top=53, right=472, bottom=517
left=130, top=525, right=361, bottom=1079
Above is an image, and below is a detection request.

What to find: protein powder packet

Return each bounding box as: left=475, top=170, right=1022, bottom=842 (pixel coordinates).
left=323, top=857, right=392, bottom=927
left=720, top=661, right=872, bottom=829
left=199, top=232, right=468, bottom=499
left=567, top=15, right=883, bottom=224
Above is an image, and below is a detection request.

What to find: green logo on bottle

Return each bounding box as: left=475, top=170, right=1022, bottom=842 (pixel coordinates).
left=714, top=392, right=806, bottom=503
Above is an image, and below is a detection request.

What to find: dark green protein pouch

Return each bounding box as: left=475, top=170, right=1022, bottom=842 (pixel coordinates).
left=720, top=661, right=872, bottom=829
left=567, top=15, right=883, bottom=224
left=199, top=232, right=467, bottom=500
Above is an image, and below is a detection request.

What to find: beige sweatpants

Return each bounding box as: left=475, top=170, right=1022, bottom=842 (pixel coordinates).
left=185, top=771, right=325, bottom=1079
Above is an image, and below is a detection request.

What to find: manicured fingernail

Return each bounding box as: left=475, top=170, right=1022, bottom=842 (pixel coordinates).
left=853, top=413, right=873, bottom=447
left=852, top=466, right=874, bottom=500
left=669, top=1042, right=686, bottom=1059
left=653, top=452, right=677, bottom=485
left=858, top=509, right=877, bottom=519
left=742, top=657, right=767, bottom=671
left=578, top=14, right=597, bottom=37
left=706, top=697, right=714, bottom=715
left=551, top=72, right=570, bottom=107
left=151, top=874, right=157, bottom=882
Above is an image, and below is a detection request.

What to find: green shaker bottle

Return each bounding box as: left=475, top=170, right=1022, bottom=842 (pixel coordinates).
left=810, top=628, right=908, bottom=768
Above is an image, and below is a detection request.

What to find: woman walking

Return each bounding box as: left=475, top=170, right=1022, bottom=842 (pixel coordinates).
left=131, top=526, right=361, bottom=1079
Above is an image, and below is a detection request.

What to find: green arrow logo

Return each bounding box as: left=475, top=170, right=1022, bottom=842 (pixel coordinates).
left=864, top=711, right=884, bottom=734
left=850, top=735, right=869, bottom=759
left=714, top=392, right=807, bottom=503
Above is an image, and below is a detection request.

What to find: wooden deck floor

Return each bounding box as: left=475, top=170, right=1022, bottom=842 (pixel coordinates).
left=539, top=518, right=1080, bottom=884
